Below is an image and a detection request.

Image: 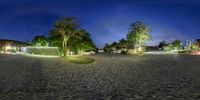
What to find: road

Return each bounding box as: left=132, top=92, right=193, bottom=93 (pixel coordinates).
left=0, top=53, right=200, bottom=99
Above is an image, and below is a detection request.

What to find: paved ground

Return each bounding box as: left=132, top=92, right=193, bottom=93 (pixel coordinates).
left=0, top=53, right=200, bottom=99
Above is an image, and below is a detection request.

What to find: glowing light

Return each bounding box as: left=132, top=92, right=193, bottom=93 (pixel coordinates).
left=21, top=47, right=27, bottom=52
left=5, top=45, right=11, bottom=50
left=138, top=47, right=142, bottom=51
left=3, top=45, right=17, bottom=54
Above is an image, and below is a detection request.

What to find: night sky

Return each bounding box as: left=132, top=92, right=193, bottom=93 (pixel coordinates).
left=0, top=0, right=200, bottom=47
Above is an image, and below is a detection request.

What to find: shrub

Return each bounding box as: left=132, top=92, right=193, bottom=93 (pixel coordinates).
left=179, top=50, right=192, bottom=54
left=121, top=50, right=127, bottom=54
left=25, top=47, right=58, bottom=55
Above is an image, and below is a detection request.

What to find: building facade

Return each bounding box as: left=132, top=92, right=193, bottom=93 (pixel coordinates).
left=0, top=39, right=30, bottom=54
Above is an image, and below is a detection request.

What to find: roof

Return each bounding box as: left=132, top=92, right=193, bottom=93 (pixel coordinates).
left=0, top=39, right=30, bottom=47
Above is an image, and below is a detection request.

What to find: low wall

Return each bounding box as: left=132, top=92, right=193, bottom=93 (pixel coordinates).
left=21, top=47, right=58, bottom=56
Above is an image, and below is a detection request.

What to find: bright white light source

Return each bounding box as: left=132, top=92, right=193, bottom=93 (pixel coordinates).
left=138, top=47, right=142, bottom=51
left=5, top=45, right=11, bottom=50
left=21, top=47, right=27, bottom=52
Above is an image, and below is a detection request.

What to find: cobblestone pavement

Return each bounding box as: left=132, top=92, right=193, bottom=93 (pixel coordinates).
left=0, top=53, right=200, bottom=99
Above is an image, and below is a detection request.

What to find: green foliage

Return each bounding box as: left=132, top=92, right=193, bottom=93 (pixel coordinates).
left=127, top=21, right=152, bottom=46
left=171, top=40, right=181, bottom=47
left=191, top=44, right=199, bottom=50
left=104, top=39, right=128, bottom=52
left=32, top=35, right=49, bottom=46
left=67, top=29, right=96, bottom=54
left=49, top=17, right=96, bottom=56
left=66, top=56, right=95, bottom=64
left=118, top=39, right=127, bottom=47
left=104, top=42, right=117, bottom=52
left=26, top=47, right=58, bottom=55
left=49, top=17, right=78, bottom=56
left=104, top=21, right=152, bottom=54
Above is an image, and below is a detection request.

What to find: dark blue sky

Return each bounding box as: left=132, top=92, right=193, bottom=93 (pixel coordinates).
left=0, top=0, right=200, bottom=47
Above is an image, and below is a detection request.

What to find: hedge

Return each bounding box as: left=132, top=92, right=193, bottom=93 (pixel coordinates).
left=24, top=47, right=58, bottom=55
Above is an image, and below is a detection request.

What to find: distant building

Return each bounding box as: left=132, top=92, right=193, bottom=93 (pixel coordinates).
left=98, top=49, right=104, bottom=53
left=0, top=39, right=30, bottom=54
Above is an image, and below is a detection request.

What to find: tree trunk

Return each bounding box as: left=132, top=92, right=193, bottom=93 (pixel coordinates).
left=65, top=39, right=69, bottom=56
left=62, top=34, right=69, bottom=57
left=63, top=40, right=66, bottom=56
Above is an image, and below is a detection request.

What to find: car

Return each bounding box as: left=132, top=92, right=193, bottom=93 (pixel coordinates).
left=83, top=50, right=96, bottom=55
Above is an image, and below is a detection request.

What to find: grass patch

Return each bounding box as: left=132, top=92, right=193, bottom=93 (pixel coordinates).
left=66, top=56, right=95, bottom=64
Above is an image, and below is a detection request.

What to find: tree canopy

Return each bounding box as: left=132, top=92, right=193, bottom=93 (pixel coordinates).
left=104, top=21, right=152, bottom=53
left=32, top=35, right=49, bottom=46
left=49, top=17, right=96, bottom=56
left=49, top=17, right=78, bottom=56
left=127, top=21, right=152, bottom=46
left=171, top=40, right=181, bottom=47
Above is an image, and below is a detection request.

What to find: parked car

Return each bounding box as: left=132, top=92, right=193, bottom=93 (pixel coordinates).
left=83, top=50, right=96, bottom=55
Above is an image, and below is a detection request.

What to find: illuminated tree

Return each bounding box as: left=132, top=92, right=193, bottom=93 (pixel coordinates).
left=68, top=29, right=96, bottom=54
left=32, top=35, right=49, bottom=46
left=49, top=17, right=96, bottom=56
left=127, top=21, right=152, bottom=48
left=49, top=17, right=78, bottom=56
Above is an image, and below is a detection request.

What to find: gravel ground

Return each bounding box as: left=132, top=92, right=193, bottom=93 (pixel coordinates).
left=0, top=53, right=200, bottom=99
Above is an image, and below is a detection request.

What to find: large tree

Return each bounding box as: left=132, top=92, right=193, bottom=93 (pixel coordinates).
left=68, top=29, right=96, bottom=54
left=49, top=17, right=96, bottom=56
left=127, top=21, right=152, bottom=48
left=32, top=35, right=49, bottom=46
left=49, top=17, right=78, bottom=56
